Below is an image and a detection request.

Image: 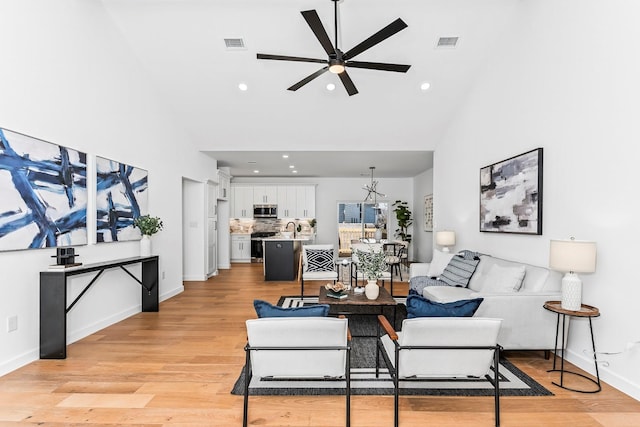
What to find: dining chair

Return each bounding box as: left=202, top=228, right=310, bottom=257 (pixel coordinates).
left=384, top=242, right=405, bottom=281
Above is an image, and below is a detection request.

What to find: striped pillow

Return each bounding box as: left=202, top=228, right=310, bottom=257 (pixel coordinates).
left=439, top=255, right=480, bottom=287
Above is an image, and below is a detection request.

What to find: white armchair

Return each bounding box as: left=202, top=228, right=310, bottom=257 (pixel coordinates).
left=300, top=244, right=338, bottom=299
left=243, top=317, right=351, bottom=427
left=377, top=316, right=503, bottom=427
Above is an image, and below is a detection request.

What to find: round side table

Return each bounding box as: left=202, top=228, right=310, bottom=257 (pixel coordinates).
left=543, top=300, right=601, bottom=393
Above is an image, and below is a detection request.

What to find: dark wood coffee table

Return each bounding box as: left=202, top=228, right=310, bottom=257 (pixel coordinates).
left=318, top=285, right=398, bottom=334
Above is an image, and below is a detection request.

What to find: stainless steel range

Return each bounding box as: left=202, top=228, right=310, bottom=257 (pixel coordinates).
left=250, top=231, right=277, bottom=261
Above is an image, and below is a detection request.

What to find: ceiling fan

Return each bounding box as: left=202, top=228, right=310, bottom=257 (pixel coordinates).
left=256, top=0, right=411, bottom=96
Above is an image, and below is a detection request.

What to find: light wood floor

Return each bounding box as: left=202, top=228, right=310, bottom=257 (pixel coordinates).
left=1, top=263, right=639, bottom=426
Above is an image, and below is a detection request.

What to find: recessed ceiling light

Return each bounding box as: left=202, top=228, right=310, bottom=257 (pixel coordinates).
left=326, top=83, right=336, bottom=91
left=253, top=170, right=259, bottom=173
left=289, top=165, right=295, bottom=169
left=238, top=83, right=248, bottom=91
left=282, top=154, right=289, bottom=159
left=421, top=82, right=431, bottom=91
left=292, top=170, right=298, bottom=174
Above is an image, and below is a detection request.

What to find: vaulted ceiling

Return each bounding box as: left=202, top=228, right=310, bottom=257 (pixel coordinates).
left=102, top=0, right=517, bottom=176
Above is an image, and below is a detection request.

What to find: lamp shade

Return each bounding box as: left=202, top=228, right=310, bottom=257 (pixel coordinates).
left=436, top=230, right=456, bottom=247
left=549, top=239, right=597, bottom=273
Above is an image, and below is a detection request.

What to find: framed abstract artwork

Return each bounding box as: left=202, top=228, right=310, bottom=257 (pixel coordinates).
left=0, top=127, right=88, bottom=251
left=424, top=194, right=433, bottom=231
left=96, top=156, right=148, bottom=243
left=480, top=148, right=543, bottom=235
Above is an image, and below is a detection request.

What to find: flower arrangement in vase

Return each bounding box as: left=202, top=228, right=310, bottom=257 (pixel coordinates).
left=133, top=214, right=163, bottom=256
left=355, top=245, right=388, bottom=300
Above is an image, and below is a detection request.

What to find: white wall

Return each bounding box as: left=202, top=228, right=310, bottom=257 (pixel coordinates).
left=0, top=1, right=217, bottom=375
left=412, top=168, right=434, bottom=263
left=434, top=0, right=640, bottom=400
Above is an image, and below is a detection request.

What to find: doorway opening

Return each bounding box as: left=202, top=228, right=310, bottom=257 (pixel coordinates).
left=337, top=201, right=388, bottom=257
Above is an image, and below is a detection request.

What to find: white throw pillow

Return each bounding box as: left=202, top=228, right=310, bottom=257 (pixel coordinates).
left=481, top=263, right=526, bottom=293
left=426, top=250, right=455, bottom=277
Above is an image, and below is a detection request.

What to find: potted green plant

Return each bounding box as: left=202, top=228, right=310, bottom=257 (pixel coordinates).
left=133, top=215, right=163, bottom=256
left=392, top=200, right=412, bottom=243
left=355, top=245, right=388, bottom=300
left=134, top=215, right=163, bottom=235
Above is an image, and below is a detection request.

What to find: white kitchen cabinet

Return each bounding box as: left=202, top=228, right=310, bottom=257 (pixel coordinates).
left=295, top=185, right=316, bottom=218
left=230, top=234, right=251, bottom=262
left=277, top=185, right=297, bottom=218
left=217, top=169, right=230, bottom=200
left=253, top=185, right=277, bottom=204
left=231, top=185, right=253, bottom=218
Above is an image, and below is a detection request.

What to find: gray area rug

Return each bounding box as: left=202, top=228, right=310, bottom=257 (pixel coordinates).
left=231, top=296, right=553, bottom=397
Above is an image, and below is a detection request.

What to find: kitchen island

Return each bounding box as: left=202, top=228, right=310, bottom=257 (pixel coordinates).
left=263, top=237, right=310, bottom=281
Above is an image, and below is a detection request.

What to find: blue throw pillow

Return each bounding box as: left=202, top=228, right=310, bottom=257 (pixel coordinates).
left=405, top=294, right=484, bottom=318
left=253, top=299, right=330, bottom=318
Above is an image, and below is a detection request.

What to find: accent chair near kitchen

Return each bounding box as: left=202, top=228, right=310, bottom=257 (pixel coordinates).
left=300, top=244, right=338, bottom=300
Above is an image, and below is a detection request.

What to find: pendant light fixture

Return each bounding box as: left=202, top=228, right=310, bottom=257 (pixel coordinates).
left=363, top=166, right=385, bottom=206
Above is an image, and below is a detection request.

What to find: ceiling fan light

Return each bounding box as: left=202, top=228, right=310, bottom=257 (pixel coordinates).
left=329, top=60, right=345, bottom=74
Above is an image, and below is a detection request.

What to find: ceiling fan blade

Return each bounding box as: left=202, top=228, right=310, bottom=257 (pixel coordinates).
left=287, top=66, right=330, bottom=91
left=257, top=53, right=327, bottom=64
left=301, top=10, right=336, bottom=56
left=346, top=61, right=411, bottom=73
left=343, top=18, right=408, bottom=60
left=338, top=70, right=358, bottom=96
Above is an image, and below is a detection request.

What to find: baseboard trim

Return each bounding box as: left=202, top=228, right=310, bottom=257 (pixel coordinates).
left=565, top=348, right=640, bottom=401
left=0, top=285, right=185, bottom=378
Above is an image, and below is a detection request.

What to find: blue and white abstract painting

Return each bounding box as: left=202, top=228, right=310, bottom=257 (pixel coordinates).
left=0, top=128, right=88, bottom=251
left=96, top=156, right=148, bottom=242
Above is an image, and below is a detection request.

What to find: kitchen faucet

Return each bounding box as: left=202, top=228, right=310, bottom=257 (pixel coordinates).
left=285, top=221, right=296, bottom=236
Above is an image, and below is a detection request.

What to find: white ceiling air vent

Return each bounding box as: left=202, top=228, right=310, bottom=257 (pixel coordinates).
left=436, top=37, right=459, bottom=49
left=224, top=38, right=246, bottom=50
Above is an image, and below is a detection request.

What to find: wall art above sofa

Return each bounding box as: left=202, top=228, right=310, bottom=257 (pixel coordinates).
left=480, top=148, right=543, bottom=235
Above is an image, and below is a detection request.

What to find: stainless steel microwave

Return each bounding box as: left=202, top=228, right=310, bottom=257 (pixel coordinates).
left=253, top=204, right=277, bottom=218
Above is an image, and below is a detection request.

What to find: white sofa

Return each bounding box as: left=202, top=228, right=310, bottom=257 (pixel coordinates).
left=409, top=253, right=563, bottom=351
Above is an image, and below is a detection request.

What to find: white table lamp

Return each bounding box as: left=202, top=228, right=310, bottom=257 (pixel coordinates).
left=436, top=230, right=456, bottom=253
left=549, top=238, right=597, bottom=311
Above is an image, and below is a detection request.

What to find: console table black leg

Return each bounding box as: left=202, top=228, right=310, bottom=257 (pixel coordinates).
left=40, top=272, right=67, bottom=359
left=142, top=258, right=159, bottom=312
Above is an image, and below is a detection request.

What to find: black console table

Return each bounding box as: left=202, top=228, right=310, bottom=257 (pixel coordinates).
left=40, top=256, right=159, bottom=359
